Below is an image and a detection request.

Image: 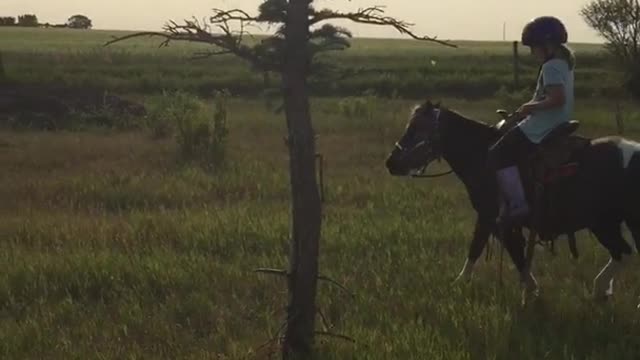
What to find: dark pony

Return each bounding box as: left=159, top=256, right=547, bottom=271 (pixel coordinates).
left=386, top=100, right=640, bottom=301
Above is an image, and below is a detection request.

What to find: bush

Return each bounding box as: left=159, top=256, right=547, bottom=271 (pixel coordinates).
left=146, top=94, right=178, bottom=139
left=338, top=89, right=377, bottom=120
left=147, top=90, right=229, bottom=167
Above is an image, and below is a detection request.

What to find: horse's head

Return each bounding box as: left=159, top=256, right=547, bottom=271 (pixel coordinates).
left=385, top=100, right=445, bottom=176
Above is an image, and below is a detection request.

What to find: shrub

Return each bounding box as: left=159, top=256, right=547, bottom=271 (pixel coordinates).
left=338, top=89, right=377, bottom=120
left=147, top=90, right=229, bottom=167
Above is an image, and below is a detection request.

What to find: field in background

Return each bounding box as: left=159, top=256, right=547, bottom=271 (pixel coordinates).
left=0, top=27, right=618, bottom=99
left=1, top=28, right=640, bottom=359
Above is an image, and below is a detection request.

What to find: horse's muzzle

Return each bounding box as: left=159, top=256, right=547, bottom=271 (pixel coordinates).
left=385, top=157, right=409, bottom=176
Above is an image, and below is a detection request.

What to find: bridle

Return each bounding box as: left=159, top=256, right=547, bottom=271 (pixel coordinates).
left=394, top=107, right=454, bottom=179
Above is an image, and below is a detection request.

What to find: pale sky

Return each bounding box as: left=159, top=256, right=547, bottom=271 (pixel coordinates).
left=1, top=0, right=602, bottom=43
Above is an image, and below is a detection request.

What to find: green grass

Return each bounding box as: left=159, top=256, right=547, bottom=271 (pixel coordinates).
left=2, top=26, right=640, bottom=359
left=1, top=95, right=640, bottom=359
left=0, top=28, right=622, bottom=99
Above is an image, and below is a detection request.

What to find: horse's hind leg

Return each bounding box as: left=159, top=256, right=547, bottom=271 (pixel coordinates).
left=590, top=223, right=633, bottom=300
left=624, top=152, right=640, bottom=252
left=624, top=215, right=640, bottom=253
left=567, top=233, right=579, bottom=259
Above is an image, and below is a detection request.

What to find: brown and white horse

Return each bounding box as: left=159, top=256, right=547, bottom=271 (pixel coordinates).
left=385, top=100, right=640, bottom=301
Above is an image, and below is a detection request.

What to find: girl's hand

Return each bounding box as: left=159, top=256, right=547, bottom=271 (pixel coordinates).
left=517, top=102, right=538, bottom=116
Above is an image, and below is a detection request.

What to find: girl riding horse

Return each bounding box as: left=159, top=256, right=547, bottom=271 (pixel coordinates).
left=489, top=16, right=575, bottom=223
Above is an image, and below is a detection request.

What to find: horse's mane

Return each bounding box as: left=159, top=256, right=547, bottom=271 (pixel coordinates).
left=414, top=100, right=500, bottom=139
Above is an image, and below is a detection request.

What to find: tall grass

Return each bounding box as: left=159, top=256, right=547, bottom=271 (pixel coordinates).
left=0, top=96, right=639, bottom=358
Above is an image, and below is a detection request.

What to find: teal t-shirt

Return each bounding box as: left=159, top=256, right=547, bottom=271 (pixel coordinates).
left=518, top=58, right=574, bottom=144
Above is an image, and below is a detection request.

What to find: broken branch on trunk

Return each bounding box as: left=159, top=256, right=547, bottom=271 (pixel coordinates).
left=255, top=268, right=288, bottom=277
left=315, top=331, right=356, bottom=343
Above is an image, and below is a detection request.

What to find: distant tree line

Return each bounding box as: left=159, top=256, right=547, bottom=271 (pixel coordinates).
left=0, top=14, right=92, bottom=29
left=0, top=14, right=38, bottom=27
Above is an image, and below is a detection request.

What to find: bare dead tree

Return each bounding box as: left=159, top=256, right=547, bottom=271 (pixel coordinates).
left=582, top=0, right=640, bottom=98
left=106, top=2, right=454, bottom=358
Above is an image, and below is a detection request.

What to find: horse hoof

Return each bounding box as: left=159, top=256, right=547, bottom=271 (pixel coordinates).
left=521, top=291, right=540, bottom=308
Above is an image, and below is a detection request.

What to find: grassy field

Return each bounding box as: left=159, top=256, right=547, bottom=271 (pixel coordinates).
left=2, top=27, right=640, bottom=359
left=0, top=27, right=620, bottom=99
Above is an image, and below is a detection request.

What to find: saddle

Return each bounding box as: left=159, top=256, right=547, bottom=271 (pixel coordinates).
left=495, top=110, right=590, bottom=248
left=495, top=110, right=589, bottom=184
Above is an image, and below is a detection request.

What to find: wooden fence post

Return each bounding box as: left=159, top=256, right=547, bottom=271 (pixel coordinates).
left=513, top=41, right=520, bottom=89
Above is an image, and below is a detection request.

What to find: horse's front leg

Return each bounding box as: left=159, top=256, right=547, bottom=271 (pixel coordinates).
left=501, top=225, right=539, bottom=301
left=455, top=216, right=494, bottom=282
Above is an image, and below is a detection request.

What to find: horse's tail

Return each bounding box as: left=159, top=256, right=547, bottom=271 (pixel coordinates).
left=624, top=151, right=640, bottom=252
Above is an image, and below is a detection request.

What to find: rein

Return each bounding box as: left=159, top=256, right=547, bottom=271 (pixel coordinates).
left=403, top=107, right=455, bottom=179
left=411, top=167, right=454, bottom=178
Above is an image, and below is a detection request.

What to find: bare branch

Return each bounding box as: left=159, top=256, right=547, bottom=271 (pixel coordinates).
left=254, top=268, right=354, bottom=298
left=104, top=8, right=277, bottom=71
left=189, top=49, right=232, bottom=60
left=255, top=268, right=288, bottom=277
left=310, top=6, right=457, bottom=48
left=210, top=8, right=259, bottom=23
left=104, top=32, right=172, bottom=47
left=250, top=320, right=287, bottom=359
left=317, top=309, right=331, bottom=331
left=315, top=331, right=356, bottom=343
left=318, top=275, right=355, bottom=299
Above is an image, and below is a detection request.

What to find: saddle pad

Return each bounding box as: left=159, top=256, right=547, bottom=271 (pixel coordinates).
left=542, top=162, right=579, bottom=184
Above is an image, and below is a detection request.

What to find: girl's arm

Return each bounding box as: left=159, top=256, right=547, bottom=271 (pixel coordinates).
left=518, top=84, right=565, bottom=115
left=518, top=85, right=567, bottom=116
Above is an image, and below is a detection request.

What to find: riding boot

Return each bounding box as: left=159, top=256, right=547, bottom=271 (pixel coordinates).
left=496, top=166, right=529, bottom=222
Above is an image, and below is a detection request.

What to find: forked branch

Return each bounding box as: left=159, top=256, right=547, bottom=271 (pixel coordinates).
left=105, top=5, right=456, bottom=71
left=105, top=9, right=273, bottom=70
left=255, top=268, right=355, bottom=298
left=310, top=6, right=457, bottom=48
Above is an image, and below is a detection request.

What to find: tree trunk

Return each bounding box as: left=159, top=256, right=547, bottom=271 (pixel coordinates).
left=281, top=0, right=322, bottom=359
left=0, top=51, right=5, bottom=81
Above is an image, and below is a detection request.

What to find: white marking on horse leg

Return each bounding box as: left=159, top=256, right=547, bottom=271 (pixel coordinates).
left=594, top=257, right=626, bottom=298
left=520, top=272, right=540, bottom=306
left=455, top=259, right=475, bottom=282
left=617, top=139, right=640, bottom=168
left=521, top=272, right=539, bottom=293
left=520, top=271, right=539, bottom=294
